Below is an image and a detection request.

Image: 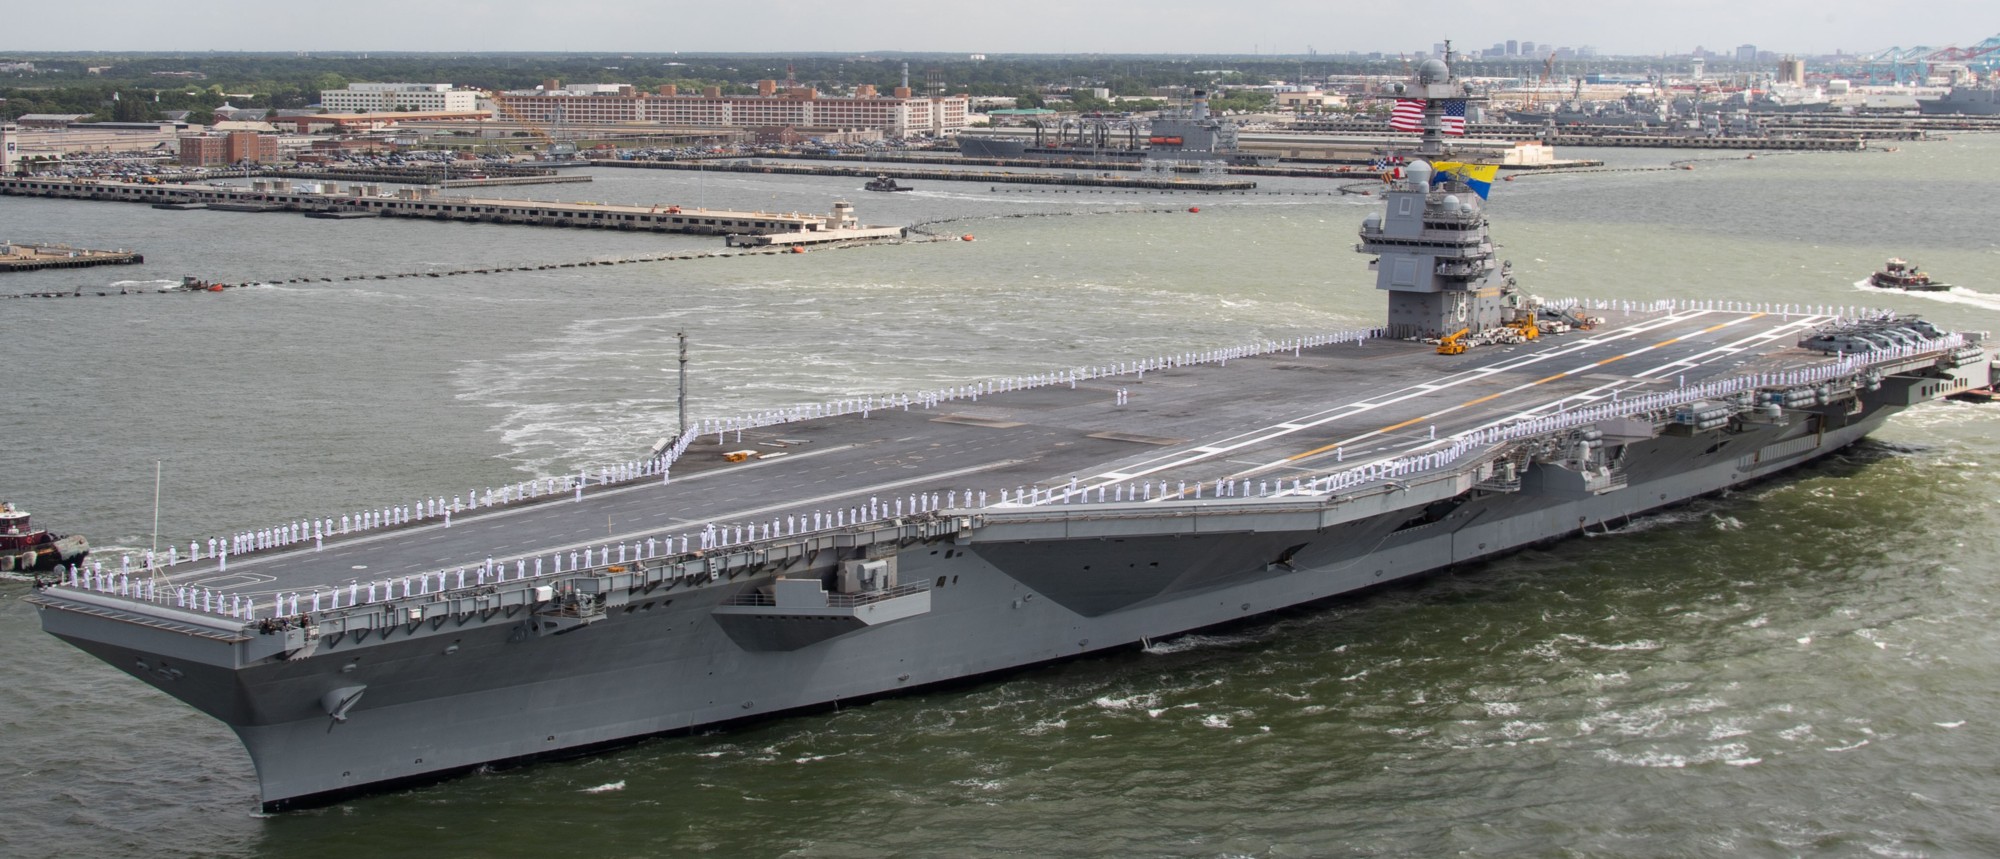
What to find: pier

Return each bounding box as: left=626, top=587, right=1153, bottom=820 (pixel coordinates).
left=792, top=149, right=1603, bottom=176
left=176, top=164, right=591, bottom=189
left=590, top=158, right=1258, bottom=191
left=0, top=177, right=876, bottom=238
left=0, top=242, right=142, bottom=273
left=1537, top=133, right=1869, bottom=150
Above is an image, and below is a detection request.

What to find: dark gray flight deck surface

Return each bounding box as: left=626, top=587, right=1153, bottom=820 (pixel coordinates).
left=179, top=307, right=1830, bottom=598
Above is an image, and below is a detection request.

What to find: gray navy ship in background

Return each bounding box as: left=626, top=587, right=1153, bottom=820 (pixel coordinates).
left=1919, top=72, right=2000, bottom=115
left=958, top=90, right=1273, bottom=164
left=32, top=48, right=1994, bottom=812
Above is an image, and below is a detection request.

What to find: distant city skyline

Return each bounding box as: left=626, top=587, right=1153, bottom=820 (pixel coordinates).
left=6, top=1, right=1990, bottom=57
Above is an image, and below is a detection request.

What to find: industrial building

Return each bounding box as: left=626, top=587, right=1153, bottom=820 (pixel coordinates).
left=268, top=110, right=491, bottom=133
left=492, top=80, right=968, bottom=138
left=14, top=114, right=90, bottom=129
left=178, top=131, right=281, bottom=166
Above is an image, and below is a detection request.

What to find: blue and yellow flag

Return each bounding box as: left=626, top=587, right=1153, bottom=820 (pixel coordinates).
left=1429, top=161, right=1499, bottom=199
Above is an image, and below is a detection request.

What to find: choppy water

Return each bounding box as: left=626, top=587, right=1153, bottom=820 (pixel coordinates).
left=3, top=137, right=2000, bottom=858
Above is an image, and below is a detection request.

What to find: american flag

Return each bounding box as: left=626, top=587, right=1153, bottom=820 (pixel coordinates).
left=1388, top=98, right=1469, bottom=135
left=1388, top=99, right=1424, bottom=132
left=1441, top=99, right=1467, bottom=135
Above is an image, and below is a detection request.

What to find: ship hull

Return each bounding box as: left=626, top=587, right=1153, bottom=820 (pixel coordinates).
left=1917, top=92, right=2000, bottom=115
left=1, top=534, right=87, bottom=574
left=40, top=400, right=1903, bottom=810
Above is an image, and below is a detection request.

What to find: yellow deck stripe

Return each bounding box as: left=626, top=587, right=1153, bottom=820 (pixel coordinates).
left=1282, top=314, right=1765, bottom=464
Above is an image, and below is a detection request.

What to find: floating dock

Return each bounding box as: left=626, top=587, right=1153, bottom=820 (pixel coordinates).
left=725, top=201, right=902, bottom=248
left=0, top=242, right=142, bottom=273
left=0, top=177, right=883, bottom=239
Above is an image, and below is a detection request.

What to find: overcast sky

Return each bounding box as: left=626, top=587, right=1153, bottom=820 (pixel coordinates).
left=14, top=1, right=1991, bottom=56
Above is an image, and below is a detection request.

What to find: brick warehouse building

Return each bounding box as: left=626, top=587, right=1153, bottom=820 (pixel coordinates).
left=493, top=81, right=968, bottom=138
left=179, top=130, right=281, bottom=166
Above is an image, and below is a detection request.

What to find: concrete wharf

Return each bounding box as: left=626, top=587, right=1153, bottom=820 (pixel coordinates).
left=0, top=176, right=857, bottom=238
left=799, top=149, right=1602, bottom=176
left=1463, top=121, right=1909, bottom=144
left=0, top=242, right=142, bottom=273
left=432, top=174, right=593, bottom=188
left=1536, top=132, right=1867, bottom=150
left=1740, top=113, right=2000, bottom=134
left=590, top=158, right=1257, bottom=191
left=837, top=151, right=1411, bottom=178
left=1270, top=122, right=1877, bottom=149
left=173, top=166, right=591, bottom=189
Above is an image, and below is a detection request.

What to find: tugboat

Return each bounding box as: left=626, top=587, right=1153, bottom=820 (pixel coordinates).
left=1870, top=258, right=1950, bottom=292
left=864, top=176, right=912, bottom=192
left=0, top=502, right=89, bottom=575
left=164, top=276, right=226, bottom=293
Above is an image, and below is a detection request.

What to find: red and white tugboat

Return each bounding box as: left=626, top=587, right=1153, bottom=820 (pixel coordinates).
left=0, top=502, right=89, bottom=575
left=1870, top=258, right=1950, bottom=292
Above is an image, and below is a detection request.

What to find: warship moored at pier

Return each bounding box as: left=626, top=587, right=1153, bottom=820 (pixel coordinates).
left=958, top=90, right=1273, bottom=165
left=31, top=49, right=1994, bottom=812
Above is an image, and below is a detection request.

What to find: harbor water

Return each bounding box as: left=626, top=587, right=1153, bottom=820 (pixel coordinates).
left=2, top=137, right=1999, bottom=857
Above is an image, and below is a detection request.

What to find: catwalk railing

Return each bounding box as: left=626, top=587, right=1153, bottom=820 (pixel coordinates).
left=44, top=310, right=1961, bottom=628
left=64, top=324, right=1387, bottom=585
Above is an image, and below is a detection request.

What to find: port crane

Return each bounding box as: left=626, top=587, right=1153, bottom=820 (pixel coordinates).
left=1526, top=52, right=1558, bottom=112
left=488, top=94, right=579, bottom=158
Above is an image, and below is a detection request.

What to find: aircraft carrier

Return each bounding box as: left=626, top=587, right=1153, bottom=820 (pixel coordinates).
left=31, top=51, right=1994, bottom=811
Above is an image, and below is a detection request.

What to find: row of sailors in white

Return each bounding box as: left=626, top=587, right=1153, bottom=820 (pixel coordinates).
left=1456, top=331, right=1955, bottom=450
left=162, top=353, right=1954, bottom=603
left=176, top=459, right=689, bottom=568
left=159, top=327, right=1396, bottom=571
left=87, top=460, right=1430, bottom=602
left=59, top=564, right=251, bottom=618
left=184, top=329, right=1402, bottom=575
left=76, top=441, right=1452, bottom=606
left=1582, top=297, right=1888, bottom=321
left=102, top=331, right=1951, bottom=607
left=74, top=360, right=1964, bottom=620
left=74, top=460, right=1461, bottom=619
left=1474, top=364, right=1868, bottom=449
left=97, top=359, right=1884, bottom=587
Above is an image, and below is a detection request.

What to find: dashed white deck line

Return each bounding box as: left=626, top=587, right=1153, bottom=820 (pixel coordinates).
left=1064, top=310, right=1758, bottom=492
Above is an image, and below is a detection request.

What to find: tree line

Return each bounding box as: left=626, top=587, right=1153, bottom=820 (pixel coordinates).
left=0, top=52, right=1686, bottom=121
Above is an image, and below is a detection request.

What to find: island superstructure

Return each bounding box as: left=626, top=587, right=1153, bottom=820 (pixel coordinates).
left=31, top=49, right=1992, bottom=812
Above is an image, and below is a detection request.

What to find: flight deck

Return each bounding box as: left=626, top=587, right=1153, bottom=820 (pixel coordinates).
left=150, top=304, right=1869, bottom=603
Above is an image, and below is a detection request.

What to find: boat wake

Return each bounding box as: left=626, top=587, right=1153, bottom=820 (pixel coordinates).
left=1851, top=279, right=2000, bottom=312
